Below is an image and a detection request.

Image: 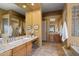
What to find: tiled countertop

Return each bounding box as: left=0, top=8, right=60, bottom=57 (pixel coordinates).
left=0, top=36, right=38, bottom=54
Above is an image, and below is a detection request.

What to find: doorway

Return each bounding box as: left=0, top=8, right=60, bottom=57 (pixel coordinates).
left=42, top=15, right=62, bottom=43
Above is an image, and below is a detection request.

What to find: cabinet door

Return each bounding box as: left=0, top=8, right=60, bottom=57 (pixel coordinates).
left=53, top=34, right=61, bottom=43
left=13, top=47, right=26, bottom=56
left=0, top=50, right=12, bottom=56
left=26, top=41, right=32, bottom=56
left=12, top=44, right=27, bottom=56
left=49, top=34, right=54, bottom=42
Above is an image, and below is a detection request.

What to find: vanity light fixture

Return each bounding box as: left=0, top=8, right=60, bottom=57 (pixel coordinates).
left=22, top=5, right=26, bottom=8
left=50, top=18, right=56, bottom=22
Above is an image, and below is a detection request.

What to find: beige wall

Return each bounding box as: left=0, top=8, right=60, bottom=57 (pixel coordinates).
left=25, top=9, right=42, bottom=46
left=55, top=16, right=63, bottom=32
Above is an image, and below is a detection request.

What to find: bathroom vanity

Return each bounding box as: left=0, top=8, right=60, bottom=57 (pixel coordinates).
left=0, top=36, right=38, bottom=56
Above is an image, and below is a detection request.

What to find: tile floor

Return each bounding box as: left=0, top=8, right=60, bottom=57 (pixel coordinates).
left=32, top=42, right=66, bottom=56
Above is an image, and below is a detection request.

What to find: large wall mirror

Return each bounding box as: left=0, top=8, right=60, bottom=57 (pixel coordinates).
left=49, top=17, right=55, bottom=33
left=2, top=18, right=9, bottom=34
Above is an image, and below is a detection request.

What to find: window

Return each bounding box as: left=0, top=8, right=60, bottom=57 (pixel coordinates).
left=72, top=6, right=79, bottom=36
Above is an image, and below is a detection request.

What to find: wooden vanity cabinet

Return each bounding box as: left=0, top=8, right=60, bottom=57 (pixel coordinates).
left=12, top=41, right=32, bottom=56
left=48, top=34, right=54, bottom=42
left=12, top=43, right=27, bottom=56
left=0, top=50, right=12, bottom=56
left=53, top=34, right=62, bottom=43
left=0, top=40, right=33, bottom=56
left=26, top=41, right=32, bottom=56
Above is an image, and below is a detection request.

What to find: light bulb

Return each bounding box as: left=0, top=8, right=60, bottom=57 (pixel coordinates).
left=31, top=3, right=34, bottom=6
left=22, top=5, right=26, bottom=8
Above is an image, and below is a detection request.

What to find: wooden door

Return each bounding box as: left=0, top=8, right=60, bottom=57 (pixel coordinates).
left=48, top=34, right=54, bottom=42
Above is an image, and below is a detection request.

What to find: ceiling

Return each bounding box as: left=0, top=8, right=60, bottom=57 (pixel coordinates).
left=0, top=3, right=25, bottom=15
left=0, top=3, right=64, bottom=15
left=41, top=3, right=64, bottom=12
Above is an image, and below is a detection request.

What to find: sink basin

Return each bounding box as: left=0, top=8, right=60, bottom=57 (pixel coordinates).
left=25, top=35, right=35, bottom=38
left=0, top=35, right=34, bottom=44
left=7, top=38, right=16, bottom=43
left=7, top=36, right=30, bottom=43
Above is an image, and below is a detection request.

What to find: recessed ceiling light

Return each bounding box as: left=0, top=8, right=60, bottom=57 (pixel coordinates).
left=22, top=5, right=26, bottom=8
left=31, top=3, right=34, bottom=6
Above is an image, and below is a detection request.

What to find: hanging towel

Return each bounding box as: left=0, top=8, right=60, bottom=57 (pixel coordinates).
left=59, top=25, right=62, bottom=36
left=62, top=21, right=68, bottom=42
